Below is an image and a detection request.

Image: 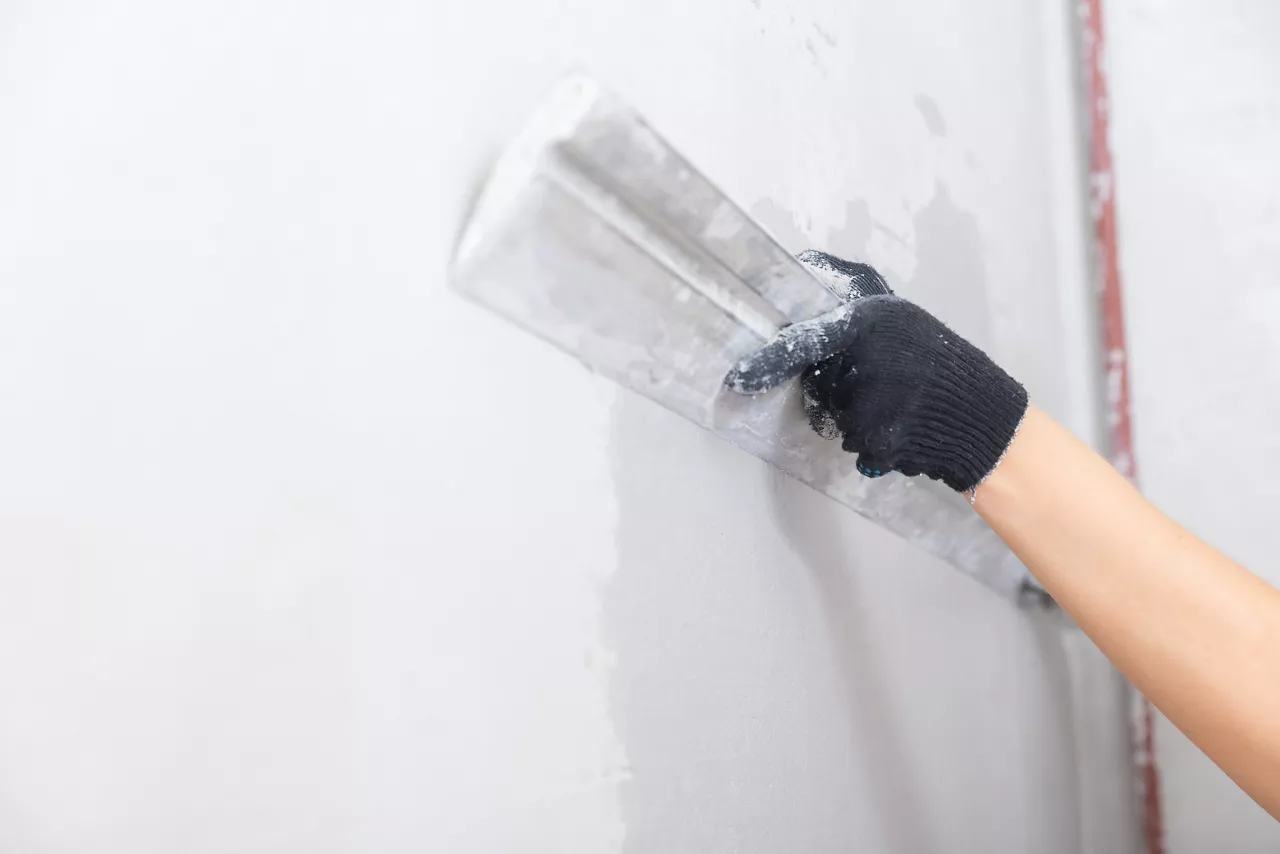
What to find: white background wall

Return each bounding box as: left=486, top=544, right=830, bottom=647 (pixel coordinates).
left=2, top=1, right=1134, bottom=851
left=1104, top=0, right=1280, bottom=850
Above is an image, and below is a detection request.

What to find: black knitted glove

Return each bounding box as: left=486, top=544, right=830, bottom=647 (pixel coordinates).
left=725, top=251, right=1028, bottom=494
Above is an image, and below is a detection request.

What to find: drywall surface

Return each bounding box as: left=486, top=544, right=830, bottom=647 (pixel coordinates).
left=0, top=0, right=1128, bottom=851
left=1103, top=0, right=1280, bottom=850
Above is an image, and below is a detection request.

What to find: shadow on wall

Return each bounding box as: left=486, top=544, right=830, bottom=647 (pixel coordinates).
left=605, top=387, right=944, bottom=852
left=765, top=467, right=937, bottom=853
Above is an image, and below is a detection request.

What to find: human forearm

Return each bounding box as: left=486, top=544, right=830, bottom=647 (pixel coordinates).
left=976, top=405, right=1280, bottom=817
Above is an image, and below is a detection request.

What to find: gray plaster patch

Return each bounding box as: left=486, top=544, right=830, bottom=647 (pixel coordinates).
left=825, top=199, right=874, bottom=261
left=906, top=182, right=992, bottom=351
left=914, top=94, right=947, bottom=137
left=752, top=196, right=875, bottom=264
left=749, top=198, right=812, bottom=254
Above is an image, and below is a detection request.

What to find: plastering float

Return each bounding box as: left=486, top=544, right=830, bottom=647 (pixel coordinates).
left=450, top=74, right=1041, bottom=602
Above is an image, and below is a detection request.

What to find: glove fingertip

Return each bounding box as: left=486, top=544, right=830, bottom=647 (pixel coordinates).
left=723, top=304, right=858, bottom=395
left=797, top=250, right=893, bottom=300
left=723, top=360, right=771, bottom=395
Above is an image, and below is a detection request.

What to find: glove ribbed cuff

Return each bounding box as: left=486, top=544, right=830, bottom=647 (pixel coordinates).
left=896, top=335, right=1030, bottom=493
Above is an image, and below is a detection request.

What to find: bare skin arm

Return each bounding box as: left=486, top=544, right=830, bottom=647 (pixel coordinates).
left=976, top=405, right=1280, bottom=818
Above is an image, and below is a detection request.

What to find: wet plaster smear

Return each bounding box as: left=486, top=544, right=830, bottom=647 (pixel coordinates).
left=0, top=0, right=1133, bottom=852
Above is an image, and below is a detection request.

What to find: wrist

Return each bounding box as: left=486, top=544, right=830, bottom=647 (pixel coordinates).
left=970, top=404, right=1046, bottom=511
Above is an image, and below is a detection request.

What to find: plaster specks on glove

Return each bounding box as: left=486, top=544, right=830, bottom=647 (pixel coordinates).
left=725, top=251, right=1028, bottom=495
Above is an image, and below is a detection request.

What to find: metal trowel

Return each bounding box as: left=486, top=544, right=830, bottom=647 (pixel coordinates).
left=450, top=73, right=1037, bottom=601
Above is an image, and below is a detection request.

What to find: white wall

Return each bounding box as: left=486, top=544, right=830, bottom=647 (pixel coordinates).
left=1104, top=0, right=1280, bottom=850
left=0, top=1, right=1133, bottom=851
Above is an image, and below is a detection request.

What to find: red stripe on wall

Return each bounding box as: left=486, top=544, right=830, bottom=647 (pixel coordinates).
left=1077, top=1, right=1164, bottom=853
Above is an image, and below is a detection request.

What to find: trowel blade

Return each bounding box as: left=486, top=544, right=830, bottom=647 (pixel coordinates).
left=450, top=73, right=1035, bottom=601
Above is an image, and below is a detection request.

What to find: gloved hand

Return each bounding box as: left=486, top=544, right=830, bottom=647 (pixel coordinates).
left=725, top=251, right=1028, bottom=495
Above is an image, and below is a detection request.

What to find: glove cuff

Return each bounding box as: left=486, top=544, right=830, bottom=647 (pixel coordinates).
left=902, top=339, right=1030, bottom=493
